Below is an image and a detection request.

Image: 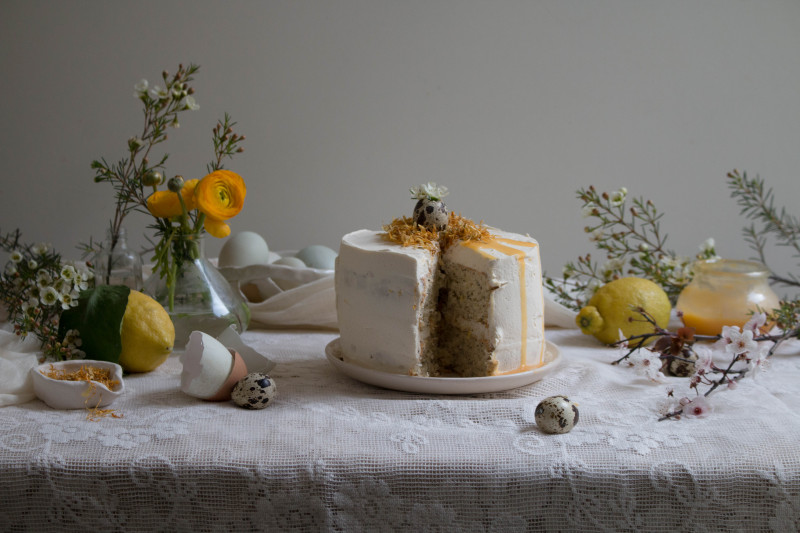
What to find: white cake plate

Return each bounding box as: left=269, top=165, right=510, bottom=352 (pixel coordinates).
left=325, top=338, right=561, bottom=394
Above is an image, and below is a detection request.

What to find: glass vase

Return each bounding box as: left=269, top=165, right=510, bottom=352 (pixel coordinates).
left=144, top=234, right=250, bottom=349
left=676, top=258, right=780, bottom=335
left=92, top=227, right=143, bottom=290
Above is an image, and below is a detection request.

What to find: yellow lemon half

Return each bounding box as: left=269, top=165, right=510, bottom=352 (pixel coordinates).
left=576, top=277, right=671, bottom=345
left=117, top=291, right=175, bottom=373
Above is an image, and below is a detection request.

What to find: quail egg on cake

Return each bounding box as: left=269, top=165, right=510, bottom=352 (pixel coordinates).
left=231, top=372, right=277, bottom=409
left=535, top=395, right=579, bottom=434
left=413, top=198, right=449, bottom=231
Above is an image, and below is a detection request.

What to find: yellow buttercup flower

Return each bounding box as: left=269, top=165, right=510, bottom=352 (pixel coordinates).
left=146, top=179, right=199, bottom=218
left=194, top=170, right=246, bottom=238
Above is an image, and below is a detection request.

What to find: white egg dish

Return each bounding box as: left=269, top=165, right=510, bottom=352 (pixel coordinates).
left=217, top=231, right=337, bottom=303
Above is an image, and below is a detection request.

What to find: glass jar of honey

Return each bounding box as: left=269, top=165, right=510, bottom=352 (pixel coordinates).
left=676, top=259, right=780, bottom=335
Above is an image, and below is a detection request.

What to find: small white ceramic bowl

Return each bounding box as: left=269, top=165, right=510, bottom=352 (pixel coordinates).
left=31, top=360, right=125, bottom=410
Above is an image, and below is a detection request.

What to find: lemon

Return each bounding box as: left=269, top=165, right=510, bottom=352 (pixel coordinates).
left=576, top=277, right=671, bottom=345
left=117, top=291, right=175, bottom=373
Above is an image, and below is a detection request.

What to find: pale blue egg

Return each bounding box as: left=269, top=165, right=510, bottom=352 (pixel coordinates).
left=273, top=256, right=306, bottom=268
left=218, top=231, right=270, bottom=268
left=295, top=245, right=337, bottom=270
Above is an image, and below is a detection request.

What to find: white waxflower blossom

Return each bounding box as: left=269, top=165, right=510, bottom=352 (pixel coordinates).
left=588, top=229, right=604, bottom=243
left=150, top=85, right=169, bottom=100
left=63, top=329, right=82, bottom=348
left=581, top=203, right=597, bottom=218
left=59, top=290, right=80, bottom=310
left=610, top=187, right=627, bottom=207
left=659, top=256, right=680, bottom=270
left=410, top=182, right=448, bottom=200
left=699, top=238, right=715, bottom=253
left=134, top=79, right=149, bottom=98
left=181, top=95, right=199, bottom=111
left=57, top=278, right=77, bottom=295
left=39, top=286, right=60, bottom=306
left=31, top=243, right=49, bottom=255
left=27, top=259, right=38, bottom=270
left=584, top=279, right=602, bottom=299
left=73, top=277, right=89, bottom=291
left=60, top=265, right=76, bottom=281
left=5, top=264, right=17, bottom=275
left=172, top=83, right=187, bottom=99
left=602, top=258, right=625, bottom=277
left=10, top=250, right=23, bottom=263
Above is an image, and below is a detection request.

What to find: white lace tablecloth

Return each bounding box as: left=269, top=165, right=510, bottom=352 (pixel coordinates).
left=1, top=327, right=799, bottom=532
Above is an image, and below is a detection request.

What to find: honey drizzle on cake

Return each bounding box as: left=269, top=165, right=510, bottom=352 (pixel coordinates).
left=462, top=236, right=543, bottom=374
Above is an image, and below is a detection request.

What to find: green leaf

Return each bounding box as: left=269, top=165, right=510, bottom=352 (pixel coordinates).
left=58, top=285, right=131, bottom=363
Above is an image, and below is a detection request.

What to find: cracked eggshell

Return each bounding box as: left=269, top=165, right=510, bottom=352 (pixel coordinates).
left=180, top=331, right=248, bottom=400
left=535, top=395, right=579, bottom=434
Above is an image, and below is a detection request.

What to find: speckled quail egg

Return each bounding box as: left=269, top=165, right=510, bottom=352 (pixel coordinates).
left=668, top=351, right=697, bottom=377
left=413, top=198, right=449, bottom=231
left=231, top=372, right=277, bottom=410
left=295, top=245, right=337, bottom=270
left=535, top=395, right=579, bottom=434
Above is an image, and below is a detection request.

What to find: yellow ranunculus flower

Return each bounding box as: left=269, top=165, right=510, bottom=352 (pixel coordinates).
left=194, top=170, right=246, bottom=238
left=146, top=179, right=199, bottom=218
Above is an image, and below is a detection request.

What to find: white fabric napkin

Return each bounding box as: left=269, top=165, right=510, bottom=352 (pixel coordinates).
left=0, top=324, right=40, bottom=406
left=221, top=263, right=339, bottom=330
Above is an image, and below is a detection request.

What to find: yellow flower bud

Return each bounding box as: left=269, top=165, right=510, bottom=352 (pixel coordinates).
left=194, top=170, right=246, bottom=238
left=147, top=179, right=198, bottom=218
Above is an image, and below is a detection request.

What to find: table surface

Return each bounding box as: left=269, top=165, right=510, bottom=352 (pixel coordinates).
left=2, top=327, right=800, bottom=532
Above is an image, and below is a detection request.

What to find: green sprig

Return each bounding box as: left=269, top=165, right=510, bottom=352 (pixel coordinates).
left=544, top=186, right=716, bottom=311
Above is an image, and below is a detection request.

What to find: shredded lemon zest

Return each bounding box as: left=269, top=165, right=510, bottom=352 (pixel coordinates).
left=382, top=212, right=491, bottom=252
left=42, top=364, right=120, bottom=388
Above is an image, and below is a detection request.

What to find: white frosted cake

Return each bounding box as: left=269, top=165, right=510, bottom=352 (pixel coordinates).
left=335, top=213, right=545, bottom=377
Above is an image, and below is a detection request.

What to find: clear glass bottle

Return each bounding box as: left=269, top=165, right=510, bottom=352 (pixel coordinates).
left=676, top=259, right=780, bottom=335
left=93, top=227, right=143, bottom=290
left=143, top=234, right=250, bottom=349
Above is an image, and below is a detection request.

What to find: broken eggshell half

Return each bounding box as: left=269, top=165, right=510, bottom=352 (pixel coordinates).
left=180, top=331, right=248, bottom=401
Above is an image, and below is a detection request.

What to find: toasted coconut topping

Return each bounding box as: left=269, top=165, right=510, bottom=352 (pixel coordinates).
left=382, top=213, right=491, bottom=252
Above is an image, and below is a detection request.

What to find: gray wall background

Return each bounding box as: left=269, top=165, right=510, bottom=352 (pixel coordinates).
left=2, top=1, right=799, bottom=294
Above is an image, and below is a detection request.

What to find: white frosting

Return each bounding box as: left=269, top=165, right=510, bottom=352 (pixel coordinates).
left=335, top=230, right=438, bottom=374
left=444, top=228, right=545, bottom=373
left=335, top=227, right=545, bottom=376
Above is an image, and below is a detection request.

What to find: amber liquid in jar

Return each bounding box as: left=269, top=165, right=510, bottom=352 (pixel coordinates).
left=676, top=259, right=780, bottom=335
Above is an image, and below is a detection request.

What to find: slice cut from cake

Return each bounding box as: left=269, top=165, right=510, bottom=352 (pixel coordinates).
left=335, top=229, right=442, bottom=376
left=335, top=216, right=545, bottom=377
left=438, top=228, right=544, bottom=376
